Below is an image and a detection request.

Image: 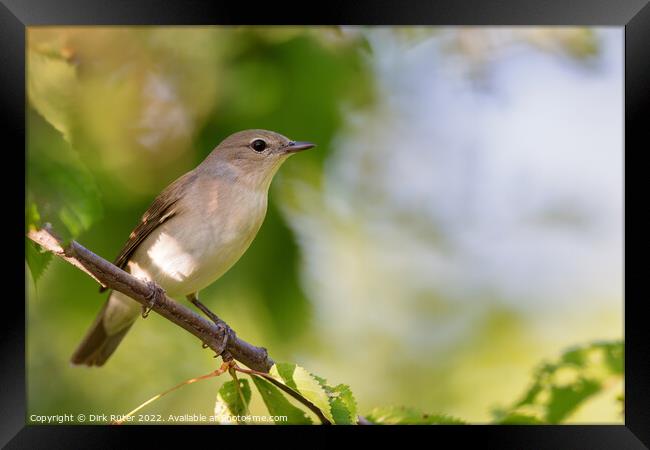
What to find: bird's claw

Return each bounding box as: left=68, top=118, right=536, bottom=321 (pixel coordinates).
left=217, top=323, right=235, bottom=353
left=142, top=280, right=165, bottom=318
left=206, top=324, right=235, bottom=358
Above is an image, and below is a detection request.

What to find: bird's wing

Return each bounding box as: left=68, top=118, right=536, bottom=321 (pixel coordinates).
left=99, top=171, right=197, bottom=293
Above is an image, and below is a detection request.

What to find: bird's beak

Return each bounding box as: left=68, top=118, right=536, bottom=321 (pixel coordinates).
left=284, top=141, right=316, bottom=154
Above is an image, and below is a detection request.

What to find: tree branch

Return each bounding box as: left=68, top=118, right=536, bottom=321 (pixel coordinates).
left=27, top=225, right=275, bottom=373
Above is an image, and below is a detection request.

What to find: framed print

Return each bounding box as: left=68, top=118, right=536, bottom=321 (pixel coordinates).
left=2, top=0, right=648, bottom=447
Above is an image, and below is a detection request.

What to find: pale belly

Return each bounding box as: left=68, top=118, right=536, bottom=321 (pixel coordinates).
left=127, top=193, right=266, bottom=298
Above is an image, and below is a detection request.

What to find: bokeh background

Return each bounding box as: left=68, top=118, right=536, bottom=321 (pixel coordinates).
left=26, top=26, right=623, bottom=423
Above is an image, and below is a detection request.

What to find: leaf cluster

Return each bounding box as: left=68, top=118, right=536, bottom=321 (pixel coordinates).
left=214, top=340, right=623, bottom=425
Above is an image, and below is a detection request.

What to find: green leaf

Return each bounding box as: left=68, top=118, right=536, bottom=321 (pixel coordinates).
left=27, top=49, right=77, bottom=141
left=26, top=238, right=52, bottom=284
left=365, top=406, right=466, bottom=425
left=267, top=364, right=360, bottom=424
left=312, top=374, right=358, bottom=424
left=328, top=384, right=358, bottom=424
left=603, top=341, right=624, bottom=375
left=214, top=379, right=251, bottom=424
left=27, top=110, right=103, bottom=241
left=26, top=201, right=41, bottom=231
left=545, top=379, right=601, bottom=423
left=251, top=375, right=312, bottom=424
left=271, top=362, right=300, bottom=390
left=494, top=340, right=624, bottom=424
left=561, top=347, right=589, bottom=367
left=25, top=202, right=52, bottom=283
left=270, top=363, right=334, bottom=423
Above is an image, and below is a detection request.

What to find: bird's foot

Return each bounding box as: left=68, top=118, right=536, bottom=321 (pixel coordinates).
left=142, top=280, right=165, bottom=318
left=188, top=294, right=236, bottom=350
left=208, top=324, right=235, bottom=357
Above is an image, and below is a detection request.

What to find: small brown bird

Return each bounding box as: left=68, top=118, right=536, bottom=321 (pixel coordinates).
left=71, top=129, right=315, bottom=366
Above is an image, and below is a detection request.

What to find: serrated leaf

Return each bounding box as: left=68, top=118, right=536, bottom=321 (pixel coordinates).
left=312, top=375, right=358, bottom=425
left=251, top=375, right=312, bottom=424
left=27, top=49, right=77, bottom=141
left=269, top=364, right=359, bottom=424
left=365, top=406, right=466, bottom=425
left=270, top=363, right=334, bottom=423
left=289, top=366, right=334, bottom=423
left=327, top=384, right=357, bottom=424
left=214, top=379, right=251, bottom=424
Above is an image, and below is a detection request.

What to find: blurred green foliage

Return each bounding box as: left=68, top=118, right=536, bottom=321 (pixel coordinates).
left=27, top=112, right=103, bottom=239
left=366, top=341, right=623, bottom=425
left=27, top=25, right=374, bottom=339
left=26, top=26, right=621, bottom=425
left=101, top=341, right=626, bottom=425
left=26, top=26, right=376, bottom=423
left=492, top=341, right=623, bottom=424
left=367, top=341, right=623, bottom=425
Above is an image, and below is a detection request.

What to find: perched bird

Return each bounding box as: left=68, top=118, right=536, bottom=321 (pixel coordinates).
left=71, top=129, right=315, bottom=366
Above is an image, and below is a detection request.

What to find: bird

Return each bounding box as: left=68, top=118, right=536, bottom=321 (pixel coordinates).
left=71, top=129, right=315, bottom=366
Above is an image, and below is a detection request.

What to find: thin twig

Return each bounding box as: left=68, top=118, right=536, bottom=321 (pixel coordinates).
left=112, top=367, right=228, bottom=425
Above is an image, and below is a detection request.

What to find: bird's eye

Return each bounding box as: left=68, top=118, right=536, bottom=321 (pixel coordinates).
left=251, top=139, right=267, bottom=152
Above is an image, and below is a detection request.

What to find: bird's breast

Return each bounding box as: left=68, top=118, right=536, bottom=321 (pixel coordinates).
left=129, top=185, right=268, bottom=297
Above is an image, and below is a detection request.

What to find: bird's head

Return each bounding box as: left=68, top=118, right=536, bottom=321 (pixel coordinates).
left=202, top=129, right=315, bottom=189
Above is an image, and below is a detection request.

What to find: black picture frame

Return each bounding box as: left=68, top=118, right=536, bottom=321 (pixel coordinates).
left=3, top=0, right=647, bottom=447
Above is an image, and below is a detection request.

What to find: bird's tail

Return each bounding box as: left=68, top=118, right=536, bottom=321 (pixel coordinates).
left=70, top=291, right=140, bottom=367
